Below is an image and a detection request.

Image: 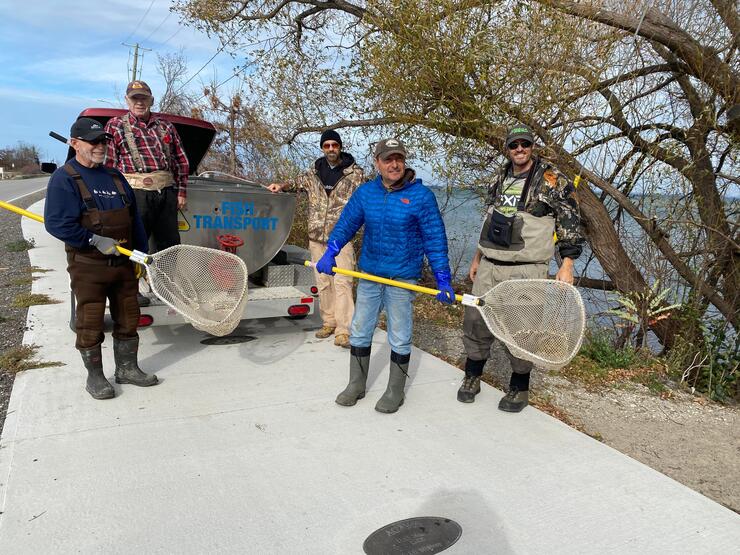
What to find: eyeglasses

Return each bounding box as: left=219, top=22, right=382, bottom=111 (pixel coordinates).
left=322, top=142, right=340, bottom=150
left=508, top=140, right=532, bottom=150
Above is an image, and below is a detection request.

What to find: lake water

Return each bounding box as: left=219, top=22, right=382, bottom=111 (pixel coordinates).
left=432, top=187, right=614, bottom=322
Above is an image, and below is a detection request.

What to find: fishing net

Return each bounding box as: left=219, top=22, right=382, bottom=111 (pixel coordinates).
left=144, top=245, right=249, bottom=336
left=475, top=279, right=585, bottom=370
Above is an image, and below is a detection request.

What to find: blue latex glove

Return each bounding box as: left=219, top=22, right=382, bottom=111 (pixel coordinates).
left=316, top=240, right=342, bottom=275
left=434, top=270, right=455, bottom=304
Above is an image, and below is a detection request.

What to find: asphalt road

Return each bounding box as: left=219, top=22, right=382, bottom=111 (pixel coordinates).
left=0, top=176, right=48, bottom=203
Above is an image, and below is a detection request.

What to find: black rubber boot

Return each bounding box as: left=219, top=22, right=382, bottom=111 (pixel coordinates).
left=375, top=351, right=409, bottom=414
left=336, top=346, right=370, bottom=406
left=113, top=337, right=158, bottom=387
left=457, top=358, right=485, bottom=403
left=80, top=345, right=114, bottom=400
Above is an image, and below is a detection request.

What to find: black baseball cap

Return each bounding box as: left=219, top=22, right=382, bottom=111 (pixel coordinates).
left=70, top=118, right=112, bottom=141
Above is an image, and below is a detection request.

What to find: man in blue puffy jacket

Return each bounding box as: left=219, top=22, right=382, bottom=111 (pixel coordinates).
left=316, top=138, right=455, bottom=413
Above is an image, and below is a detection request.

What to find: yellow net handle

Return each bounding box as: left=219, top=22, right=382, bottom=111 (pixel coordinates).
left=304, top=260, right=483, bottom=305
left=0, top=199, right=152, bottom=264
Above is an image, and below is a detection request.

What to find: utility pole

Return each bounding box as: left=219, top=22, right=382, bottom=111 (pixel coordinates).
left=122, top=42, right=152, bottom=81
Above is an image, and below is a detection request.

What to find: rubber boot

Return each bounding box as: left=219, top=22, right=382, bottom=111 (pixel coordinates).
left=336, top=346, right=370, bottom=406
left=375, top=351, right=409, bottom=414
left=80, top=345, right=114, bottom=400
left=113, top=337, right=158, bottom=387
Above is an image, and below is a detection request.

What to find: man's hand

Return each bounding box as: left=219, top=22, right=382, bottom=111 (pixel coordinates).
left=177, top=196, right=187, bottom=210
left=434, top=271, right=456, bottom=305
left=267, top=183, right=285, bottom=193
left=469, top=251, right=481, bottom=282
left=89, top=234, right=121, bottom=256
left=316, top=240, right=342, bottom=275
left=555, top=257, right=575, bottom=284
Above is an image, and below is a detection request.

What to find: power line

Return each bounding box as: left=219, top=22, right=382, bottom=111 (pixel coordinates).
left=160, top=26, right=183, bottom=48
left=122, top=0, right=156, bottom=43
left=142, top=10, right=172, bottom=43
left=174, top=24, right=246, bottom=93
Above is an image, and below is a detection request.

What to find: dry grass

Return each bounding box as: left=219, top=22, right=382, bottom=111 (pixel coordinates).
left=12, top=293, right=61, bottom=308
left=556, top=354, right=669, bottom=394
left=0, top=344, right=63, bottom=374
left=7, top=276, right=35, bottom=286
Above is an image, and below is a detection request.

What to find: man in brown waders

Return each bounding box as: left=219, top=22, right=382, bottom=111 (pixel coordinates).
left=458, top=124, right=584, bottom=412
left=44, top=118, right=158, bottom=399
left=104, top=80, right=190, bottom=305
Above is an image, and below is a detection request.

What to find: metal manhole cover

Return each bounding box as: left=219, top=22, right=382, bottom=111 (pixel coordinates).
left=200, top=335, right=256, bottom=345
left=363, top=516, right=462, bottom=555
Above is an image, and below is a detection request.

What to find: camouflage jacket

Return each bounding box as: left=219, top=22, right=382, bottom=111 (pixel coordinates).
left=485, top=157, right=583, bottom=259
left=287, top=154, right=364, bottom=243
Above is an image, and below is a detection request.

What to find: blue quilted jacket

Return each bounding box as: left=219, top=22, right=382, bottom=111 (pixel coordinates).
left=328, top=174, right=451, bottom=280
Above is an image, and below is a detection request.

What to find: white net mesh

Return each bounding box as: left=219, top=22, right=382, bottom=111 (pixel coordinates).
left=146, top=245, right=249, bottom=337
left=479, top=279, right=585, bottom=370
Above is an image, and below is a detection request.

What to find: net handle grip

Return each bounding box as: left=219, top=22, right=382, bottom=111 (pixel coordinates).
left=0, top=199, right=152, bottom=264
left=303, top=260, right=474, bottom=304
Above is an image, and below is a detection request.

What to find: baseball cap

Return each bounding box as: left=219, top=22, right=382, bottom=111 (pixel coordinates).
left=505, top=124, right=535, bottom=145
left=70, top=118, right=112, bottom=142
left=126, top=80, right=153, bottom=99
left=373, top=138, right=407, bottom=161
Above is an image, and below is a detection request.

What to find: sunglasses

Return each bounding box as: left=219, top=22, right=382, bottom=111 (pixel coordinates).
left=81, top=137, right=109, bottom=146
left=322, top=142, right=341, bottom=150
left=508, top=140, right=532, bottom=150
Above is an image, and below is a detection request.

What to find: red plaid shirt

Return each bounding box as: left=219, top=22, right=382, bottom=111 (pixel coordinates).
left=104, top=112, right=190, bottom=198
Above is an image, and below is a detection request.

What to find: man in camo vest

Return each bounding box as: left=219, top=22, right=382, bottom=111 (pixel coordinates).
left=268, top=130, right=364, bottom=348
left=458, top=124, right=583, bottom=412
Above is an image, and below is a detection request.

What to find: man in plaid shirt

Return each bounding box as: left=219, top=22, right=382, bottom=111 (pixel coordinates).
left=104, top=80, right=189, bottom=254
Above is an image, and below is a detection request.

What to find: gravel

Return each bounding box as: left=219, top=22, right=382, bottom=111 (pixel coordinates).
left=0, top=190, right=46, bottom=430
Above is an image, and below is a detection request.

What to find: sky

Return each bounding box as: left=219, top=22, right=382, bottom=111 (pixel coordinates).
left=0, top=0, right=240, bottom=164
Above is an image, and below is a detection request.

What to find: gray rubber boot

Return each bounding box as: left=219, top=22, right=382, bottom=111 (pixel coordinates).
left=113, top=337, right=158, bottom=387
left=375, top=351, right=409, bottom=414
left=336, top=346, right=370, bottom=406
left=80, top=345, right=114, bottom=400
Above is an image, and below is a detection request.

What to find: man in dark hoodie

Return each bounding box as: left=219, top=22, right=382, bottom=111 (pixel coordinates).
left=268, top=130, right=364, bottom=348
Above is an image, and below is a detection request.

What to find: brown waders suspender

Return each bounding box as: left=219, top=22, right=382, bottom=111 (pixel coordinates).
left=121, top=117, right=171, bottom=173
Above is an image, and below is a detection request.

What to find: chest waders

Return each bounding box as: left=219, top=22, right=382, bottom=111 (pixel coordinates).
left=461, top=164, right=554, bottom=410
left=63, top=164, right=158, bottom=399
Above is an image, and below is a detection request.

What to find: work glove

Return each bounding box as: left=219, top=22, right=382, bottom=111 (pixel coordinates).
left=89, top=234, right=121, bottom=256
left=434, top=270, right=455, bottom=305
left=316, top=240, right=341, bottom=275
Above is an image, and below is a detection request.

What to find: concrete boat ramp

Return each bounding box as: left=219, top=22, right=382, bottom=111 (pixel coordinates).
left=1, top=201, right=738, bottom=553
